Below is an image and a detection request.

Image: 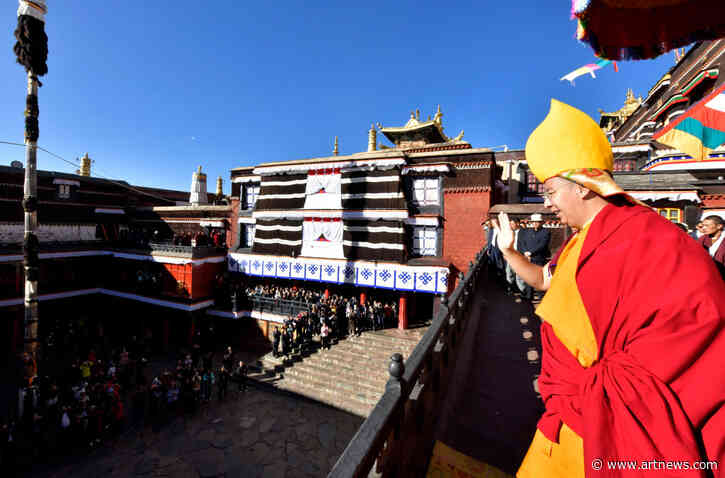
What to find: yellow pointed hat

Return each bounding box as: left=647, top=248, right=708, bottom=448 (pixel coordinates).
left=525, top=99, right=613, bottom=183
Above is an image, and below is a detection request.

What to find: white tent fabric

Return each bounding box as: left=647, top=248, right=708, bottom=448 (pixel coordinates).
left=629, top=191, right=701, bottom=203
left=301, top=219, right=344, bottom=259
left=304, top=171, right=342, bottom=209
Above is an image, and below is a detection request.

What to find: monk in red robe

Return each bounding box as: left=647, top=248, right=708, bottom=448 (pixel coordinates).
left=496, top=100, right=725, bottom=477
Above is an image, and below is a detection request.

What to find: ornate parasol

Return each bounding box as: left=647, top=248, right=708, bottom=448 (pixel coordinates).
left=572, top=0, right=725, bottom=60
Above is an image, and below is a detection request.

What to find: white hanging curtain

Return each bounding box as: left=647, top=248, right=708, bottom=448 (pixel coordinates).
left=303, top=218, right=343, bottom=242
left=304, top=169, right=342, bottom=209
left=301, top=218, right=344, bottom=258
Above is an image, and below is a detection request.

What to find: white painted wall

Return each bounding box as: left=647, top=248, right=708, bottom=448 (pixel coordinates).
left=0, top=223, right=97, bottom=243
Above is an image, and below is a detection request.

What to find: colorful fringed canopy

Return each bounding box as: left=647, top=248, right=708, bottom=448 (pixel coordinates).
left=572, top=0, right=725, bottom=60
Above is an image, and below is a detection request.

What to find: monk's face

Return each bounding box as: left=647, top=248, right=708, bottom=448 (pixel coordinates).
left=701, top=219, right=723, bottom=237
left=542, top=177, right=582, bottom=227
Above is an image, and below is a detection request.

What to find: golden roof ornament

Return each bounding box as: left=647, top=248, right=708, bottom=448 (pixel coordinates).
left=434, top=105, right=443, bottom=124
left=368, top=124, right=377, bottom=152
left=79, top=152, right=92, bottom=177
left=599, top=90, right=642, bottom=134
left=333, top=136, right=339, bottom=156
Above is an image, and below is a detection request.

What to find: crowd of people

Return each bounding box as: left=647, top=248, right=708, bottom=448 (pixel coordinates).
left=485, top=211, right=725, bottom=293
left=483, top=213, right=551, bottom=301
left=244, top=284, right=399, bottom=358
left=171, top=229, right=226, bottom=248
left=0, top=336, right=247, bottom=475
left=119, top=226, right=226, bottom=249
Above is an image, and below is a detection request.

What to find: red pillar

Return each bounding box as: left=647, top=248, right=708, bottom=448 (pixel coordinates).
left=360, top=291, right=366, bottom=304
left=398, top=293, right=408, bottom=330
left=324, top=289, right=330, bottom=299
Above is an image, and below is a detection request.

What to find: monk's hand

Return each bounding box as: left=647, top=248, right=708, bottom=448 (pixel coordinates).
left=495, top=212, right=515, bottom=254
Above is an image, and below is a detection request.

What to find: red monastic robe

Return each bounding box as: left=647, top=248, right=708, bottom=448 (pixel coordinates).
left=521, top=203, right=725, bottom=477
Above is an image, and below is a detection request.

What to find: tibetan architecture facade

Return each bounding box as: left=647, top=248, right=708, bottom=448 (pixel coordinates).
left=227, top=108, right=494, bottom=334
left=495, top=40, right=725, bottom=235
left=0, top=163, right=232, bottom=366
left=606, top=39, right=725, bottom=224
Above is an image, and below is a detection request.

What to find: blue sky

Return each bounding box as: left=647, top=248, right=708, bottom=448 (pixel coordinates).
left=0, top=1, right=676, bottom=193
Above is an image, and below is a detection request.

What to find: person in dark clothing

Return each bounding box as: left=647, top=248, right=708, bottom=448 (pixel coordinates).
left=202, top=352, right=213, bottom=372
left=699, top=215, right=725, bottom=279
left=222, top=346, right=234, bottom=372
left=518, top=213, right=551, bottom=300
left=484, top=217, right=506, bottom=282
left=217, top=367, right=229, bottom=401
left=272, top=327, right=281, bottom=357
left=234, top=361, right=248, bottom=394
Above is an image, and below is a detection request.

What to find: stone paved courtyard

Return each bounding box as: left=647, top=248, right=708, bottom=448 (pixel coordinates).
left=32, top=386, right=364, bottom=478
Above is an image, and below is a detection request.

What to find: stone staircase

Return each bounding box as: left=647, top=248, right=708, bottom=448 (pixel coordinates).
left=249, top=329, right=427, bottom=417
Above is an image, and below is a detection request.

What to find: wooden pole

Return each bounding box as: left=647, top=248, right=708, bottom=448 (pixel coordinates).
left=23, top=71, right=40, bottom=372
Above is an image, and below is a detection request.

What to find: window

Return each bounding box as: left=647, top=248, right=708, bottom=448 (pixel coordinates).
left=657, top=208, right=681, bottom=222
left=244, top=184, right=260, bottom=210
left=526, top=172, right=544, bottom=194
left=613, top=159, right=636, bottom=171
left=412, top=226, right=437, bottom=256
left=58, top=184, right=71, bottom=199
left=241, top=224, right=255, bottom=248
left=411, top=178, right=439, bottom=206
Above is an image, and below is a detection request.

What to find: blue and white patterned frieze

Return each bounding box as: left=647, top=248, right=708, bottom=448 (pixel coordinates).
left=396, top=270, right=414, bottom=291
left=357, top=266, right=375, bottom=287
left=306, top=263, right=322, bottom=281
left=277, top=261, right=291, bottom=279
left=228, top=253, right=449, bottom=294
left=376, top=268, right=395, bottom=289
left=322, top=264, right=339, bottom=283
left=416, top=271, right=436, bottom=293
left=342, top=265, right=355, bottom=284
left=291, top=261, right=305, bottom=279
left=263, top=260, right=276, bottom=277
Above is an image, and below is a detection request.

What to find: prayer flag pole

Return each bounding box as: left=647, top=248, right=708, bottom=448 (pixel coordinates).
left=13, top=0, right=48, bottom=381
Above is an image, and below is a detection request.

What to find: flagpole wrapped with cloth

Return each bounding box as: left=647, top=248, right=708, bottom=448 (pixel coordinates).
left=13, top=0, right=48, bottom=382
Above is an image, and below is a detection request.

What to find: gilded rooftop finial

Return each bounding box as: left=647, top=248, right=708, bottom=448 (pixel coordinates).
left=333, top=136, right=339, bottom=156
left=434, top=104, right=443, bottom=124
left=368, top=124, right=377, bottom=152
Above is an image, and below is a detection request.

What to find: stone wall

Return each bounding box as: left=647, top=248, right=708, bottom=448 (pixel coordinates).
left=0, top=223, right=97, bottom=243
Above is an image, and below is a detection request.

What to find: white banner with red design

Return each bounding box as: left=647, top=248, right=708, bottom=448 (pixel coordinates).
left=304, top=168, right=342, bottom=210
left=301, top=217, right=344, bottom=258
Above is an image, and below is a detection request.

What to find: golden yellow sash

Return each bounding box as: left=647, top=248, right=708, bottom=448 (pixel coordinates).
left=517, top=223, right=598, bottom=478
left=536, top=224, right=598, bottom=368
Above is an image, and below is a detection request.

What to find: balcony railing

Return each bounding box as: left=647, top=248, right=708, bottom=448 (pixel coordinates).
left=0, top=240, right=227, bottom=259
left=328, top=248, right=486, bottom=478
left=236, top=295, right=312, bottom=318
left=115, top=241, right=226, bottom=259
